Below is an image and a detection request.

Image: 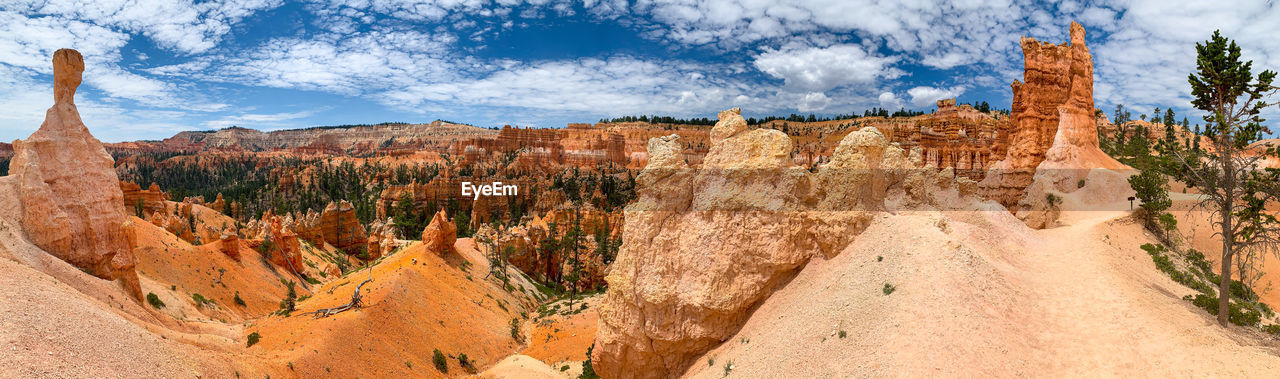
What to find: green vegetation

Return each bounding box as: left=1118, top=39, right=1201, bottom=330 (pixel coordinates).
left=146, top=293, right=165, bottom=309
left=457, top=353, right=474, bottom=373
left=432, top=349, right=448, bottom=373
left=882, top=283, right=896, bottom=295
left=580, top=343, right=599, bottom=379
left=233, top=291, right=246, bottom=307
left=510, top=318, right=522, bottom=342
left=192, top=293, right=213, bottom=307
left=279, top=280, right=297, bottom=315
left=246, top=332, right=260, bottom=347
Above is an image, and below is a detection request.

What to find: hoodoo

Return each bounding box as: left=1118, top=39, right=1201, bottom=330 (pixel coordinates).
left=9, top=48, right=142, bottom=300
left=978, top=21, right=1129, bottom=226
left=980, top=22, right=1113, bottom=210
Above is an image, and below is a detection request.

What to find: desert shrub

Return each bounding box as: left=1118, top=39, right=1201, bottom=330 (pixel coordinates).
left=405, top=361, right=412, bottom=368
left=246, top=332, right=260, bottom=347
left=257, top=238, right=275, bottom=255
left=146, top=293, right=165, bottom=309
left=580, top=343, right=599, bottom=379
left=882, top=283, right=896, bottom=295
left=1186, top=294, right=1262, bottom=327
left=1077, top=179, right=1086, bottom=188
left=458, top=353, right=474, bottom=373
left=432, top=349, right=448, bottom=373
left=839, top=330, right=847, bottom=339
left=305, top=276, right=321, bottom=285
left=279, top=281, right=297, bottom=315
left=1142, top=243, right=1215, bottom=296
left=1264, top=325, right=1280, bottom=336
left=192, top=293, right=213, bottom=307
left=1044, top=193, right=1062, bottom=208
left=234, top=291, right=246, bottom=307
left=510, top=318, right=522, bottom=341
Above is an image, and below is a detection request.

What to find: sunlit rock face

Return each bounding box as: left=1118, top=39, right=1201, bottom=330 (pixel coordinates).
left=10, top=48, right=141, bottom=299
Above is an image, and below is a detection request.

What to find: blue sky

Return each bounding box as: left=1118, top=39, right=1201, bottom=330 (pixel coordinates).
left=1, top=0, right=1277, bottom=142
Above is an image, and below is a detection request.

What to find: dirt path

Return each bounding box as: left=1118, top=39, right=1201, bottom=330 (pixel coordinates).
left=1026, top=208, right=1280, bottom=375
left=682, top=207, right=1280, bottom=377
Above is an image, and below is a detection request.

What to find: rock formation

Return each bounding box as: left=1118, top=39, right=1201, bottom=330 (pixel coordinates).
left=219, top=229, right=241, bottom=261
left=980, top=22, right=1118, bottom=211
left=120, top=181, right=168, bottom=215
left=420, top=210, right=457, bottom=256
left=8, top=49, right=141, bottom=300
left=974, top=22, right=1129, bottom=227
left=319, top=200, right=368, bottom=255
left=591, top=108, right=982, bottom=378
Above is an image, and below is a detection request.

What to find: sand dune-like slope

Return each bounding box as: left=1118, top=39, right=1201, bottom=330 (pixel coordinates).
left=245, top=238, right=544, bottom=377
left=1169, top=192, right=1280, bottom=309
left=132, top=215, right=295, bottom=322
left=682, top=206, right=1280, bottom=377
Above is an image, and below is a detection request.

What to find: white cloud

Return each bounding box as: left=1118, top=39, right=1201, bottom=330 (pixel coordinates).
left=753, top=43, right=901, bottom=93
left=202, top=110, right=319, bottom=129
left=907, top=86, right=964, bottom=108
left=797, top=92, right=830, bottom=112
left=878, top=91, right=902, bottom=109
left=385, top=56, right=756, bottom=115
left=11, top=0, right=282, bottom=54
left=1089, top=0, right=1280, bottom=124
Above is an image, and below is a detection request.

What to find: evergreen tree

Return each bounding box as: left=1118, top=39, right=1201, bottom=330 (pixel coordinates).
left=1168, top=30, right=1279, bottom=327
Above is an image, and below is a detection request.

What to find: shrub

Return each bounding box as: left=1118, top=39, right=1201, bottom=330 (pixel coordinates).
left=838, top=330, right=847, bottom=339
left=1264, top=324, right=1280, bottom=336
left=146, top=293, right=165, bottom=309
left=580, top=343, right=599, bottom=379
left=234, top=291, right=246, bottom=307
left=1044, top=193, right=1062, bottom=208
left=432, top=349, right=448, bottom=373
left=192, top=293, right=213, bottom=307
left=510, top=318, right=521, bottom=341
left=883, top=283, right=896, bottom=295
left=279, top=281, right=297, bottom=315
left=1187, top=294, right=1262, bottom=327
left=257, top=238, right=275, bottom=255
left=246, top=332, right=260, bottom=347
left=458, top=353, right=474, bottom=373
left=1077, top=179, right=1086, bottom=188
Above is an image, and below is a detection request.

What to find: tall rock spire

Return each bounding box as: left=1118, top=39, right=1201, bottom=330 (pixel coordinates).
left=9, top=48, right=141, bottom=300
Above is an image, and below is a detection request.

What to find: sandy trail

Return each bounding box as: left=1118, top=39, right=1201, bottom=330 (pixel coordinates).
left=682, top=206, right=1280, bottom=377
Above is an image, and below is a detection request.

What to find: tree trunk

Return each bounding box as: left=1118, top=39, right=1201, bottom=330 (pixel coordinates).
left=1217, top=148, right=1235, bottom=327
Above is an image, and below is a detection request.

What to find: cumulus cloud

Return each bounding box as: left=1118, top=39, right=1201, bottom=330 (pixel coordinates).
left=878, top=92, right=903, bottom=109
left=753, top=43, right=902, bottom=93
left=907, top=86, right=965, bottom=108
left=797, top=92, right=831, bottom=112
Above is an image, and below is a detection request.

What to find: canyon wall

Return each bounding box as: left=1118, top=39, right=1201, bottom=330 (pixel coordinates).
left=591, top=108, right=983, bottom=378
left=8, top=49, right=141, bottom=299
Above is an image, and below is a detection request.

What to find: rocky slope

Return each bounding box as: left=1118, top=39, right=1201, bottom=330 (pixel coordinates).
left=591, top=107, right=986, bottom=378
